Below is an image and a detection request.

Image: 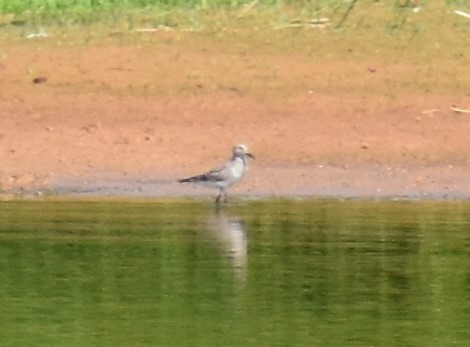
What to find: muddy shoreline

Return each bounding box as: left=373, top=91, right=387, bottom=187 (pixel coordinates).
left=3, top=164, right=469, bottom=201
left=1, top=27, right=469, bottom=200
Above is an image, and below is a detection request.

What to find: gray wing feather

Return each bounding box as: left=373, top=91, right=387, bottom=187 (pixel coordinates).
left=179, top=160, right=232, bottom=183
left=204, top=162, right=232, bottom=181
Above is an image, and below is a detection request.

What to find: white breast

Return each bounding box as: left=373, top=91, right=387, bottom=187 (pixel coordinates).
left=226, top=157, right=245, bottom=186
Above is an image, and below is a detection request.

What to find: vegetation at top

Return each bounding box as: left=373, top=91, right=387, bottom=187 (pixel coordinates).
left=0, top=0, right=468, bottom=29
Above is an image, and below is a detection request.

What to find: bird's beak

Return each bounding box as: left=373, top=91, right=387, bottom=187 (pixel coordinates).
left=247, top=153, right=255, bottom=160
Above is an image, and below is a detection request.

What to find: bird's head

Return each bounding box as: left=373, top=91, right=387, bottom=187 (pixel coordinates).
left=233, top=144, right=255, bottom=160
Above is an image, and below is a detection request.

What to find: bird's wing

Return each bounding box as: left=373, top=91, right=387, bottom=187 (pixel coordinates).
left=203, top=161, right=232, bottom=182
left=178, top=160, right=231, bottom=183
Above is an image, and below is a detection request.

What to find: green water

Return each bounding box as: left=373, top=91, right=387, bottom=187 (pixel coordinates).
left=0, top=200, right=468, bottom=347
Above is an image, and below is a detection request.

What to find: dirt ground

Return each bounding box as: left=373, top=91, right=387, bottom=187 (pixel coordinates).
left=0, top=23, right=469, bottom=199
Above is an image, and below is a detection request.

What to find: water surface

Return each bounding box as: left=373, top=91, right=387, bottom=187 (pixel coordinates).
left=0, top=200, right=468, bottom=346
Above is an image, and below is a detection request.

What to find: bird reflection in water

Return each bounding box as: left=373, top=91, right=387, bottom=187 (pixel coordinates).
left=206, top=209, right=248, bottom=282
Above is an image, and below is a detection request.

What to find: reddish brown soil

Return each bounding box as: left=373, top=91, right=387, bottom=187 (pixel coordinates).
left=0, top=26, right=469, bottom=199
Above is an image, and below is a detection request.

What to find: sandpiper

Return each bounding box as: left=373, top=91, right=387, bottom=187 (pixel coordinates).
left=178, top=144, right=255, bottom=204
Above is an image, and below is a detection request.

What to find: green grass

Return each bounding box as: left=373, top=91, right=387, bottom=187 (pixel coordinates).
left=0, top=0, right=312, bottom=29
left=0, top=0, right=465, bottom=28
left=0, top=0, right=468, bottom=39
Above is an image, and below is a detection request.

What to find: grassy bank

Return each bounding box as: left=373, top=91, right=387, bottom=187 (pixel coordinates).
left=0, top=0, right=467, bottom=29
left=4, top=0, right=331, bottom=27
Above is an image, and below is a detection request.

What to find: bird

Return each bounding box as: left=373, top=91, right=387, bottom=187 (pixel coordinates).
left=178, top=144, right=255, bottom=204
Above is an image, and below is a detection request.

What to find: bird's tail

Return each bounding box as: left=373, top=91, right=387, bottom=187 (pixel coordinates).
left=178, top=176, right=200, bottom=183
left=178, top=175, right=207, bottom=183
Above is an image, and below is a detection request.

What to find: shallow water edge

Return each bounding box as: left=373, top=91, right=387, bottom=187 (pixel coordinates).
left=3, top=164, right=470, bottom=201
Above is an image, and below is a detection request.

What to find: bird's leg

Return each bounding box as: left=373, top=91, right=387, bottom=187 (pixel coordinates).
left=215, top=189, right=223, bottom=205
left=215, top=188, right=227, bottom=205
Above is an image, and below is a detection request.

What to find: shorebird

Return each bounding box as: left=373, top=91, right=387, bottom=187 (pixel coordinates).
left=178, top=144, right=255, bottom=204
